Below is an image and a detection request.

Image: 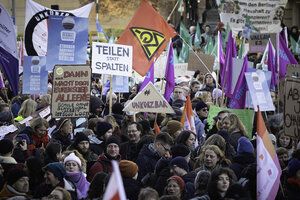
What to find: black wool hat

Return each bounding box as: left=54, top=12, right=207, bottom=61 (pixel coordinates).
left=0, top=139, right=14, bottom=155
left=7, top=168, right=28, bottom=186
left=105, top=135, right=120, bottom=148
left=96, top=121, right=113, bottom=138
left=73, top=132, right=89, bottom=147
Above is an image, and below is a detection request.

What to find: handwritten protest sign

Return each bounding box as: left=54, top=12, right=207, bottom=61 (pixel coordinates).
left=207, top=105, right=254, bottom=139
left=249, top=33, right=276, bottom=53
left=51, top=65, right=91, bottom=118
left=123, top=82, right=174, bottom=114
left=188, top=53, right=215, bottom=73
left=284, top=78, right=300, bottom=139
left=92, top=42, right=132, bottom=76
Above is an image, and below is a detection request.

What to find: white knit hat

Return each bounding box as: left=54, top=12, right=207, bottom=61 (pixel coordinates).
left=64, top=153, right=82, bottom=167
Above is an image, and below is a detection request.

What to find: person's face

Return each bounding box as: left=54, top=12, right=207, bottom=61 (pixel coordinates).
left=197, top=107, right=209, bottom=118
left=222, top=118, right=231, bottom=131
left=48, top=189, right=64, bottom=200
left=191, top=83, right=201, bottom=93
left=131, top=86, right=137, bottom=94
left=127, top=124, right=141, bottom=143
left=44, top=171, right=60, bottom=187
left=173, top=88, right=183, bottom=100
left=65, top=161, right=80, bottom=172
left=216, top=173, right=230, bottom=193
left=35, top=125, right=47, bottom=138
left=12, top=176, right=29, bottom=193
left=205, top=75, right=214, bottom=85
left=205, top=26, right=210, bottom=33
left=103, top=129, right=113, bottom=140
left=78, top=141, right=89, bottom=153
left=167, top=179, right=181, bottom=197
left=37, top=98, right=48, bottom=108
left=146, top=112, right=156, bottom=121
left=217, top=113, right=228, bottom=129
left=279, top=134, right=290, bottom=148
left=270, top=91, right=276, bottom=103
left=106, top=143, right=120, bottom=157
left=278, top=153, right=288, bottom=168
left=156, top=142, right=171, bottom=157
left=185, top=133, right=196, bottom=148
left=61, top=120, right=72, bottom=135
left=112, top=97, right=117, bottom=105
left=204, top=149, right=219, bottom=169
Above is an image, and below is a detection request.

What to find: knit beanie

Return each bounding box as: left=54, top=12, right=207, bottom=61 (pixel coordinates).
left=171, top=144, right=190, bottom=158
left=105, top=135, right=120, bottom=148
left=168, top=176, right=185, bottom=192
left=0, top=139, right=14, bottom=155
left=7, top=168, right=28, bottom=186
left=119, top=160, right=138, bottom=178
left=224, top=183, right=249, bottom=199
left=288, top=158, right=300, bottom=177
left=64, top=152, right=82, bottom=167
left=196, top=100, right=207, bottom=111
left=167, top=120, right=183, bottom=136
left=90, top=96, right=104, bottom=113
left=73, top=132, right=89, bottom=147
left=112, top=103, right=124, bottom=115
left=44, top=162, right=66, bottom=181
left=96, top=121, right=113, bottom=138
left=170, top=156, right=189, bottom=172
left=57, top=118, right=69, bottom=130
left=237, top=137, right=254, bottom=154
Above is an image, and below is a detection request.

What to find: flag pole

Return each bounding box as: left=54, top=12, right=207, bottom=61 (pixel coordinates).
left=276, top=32, right=280, bottom=113
left=167, top=0, right=179, bottom=21
left=109, top=75, right=113, bottom=115
left=215, top=70, right=219, bottom=106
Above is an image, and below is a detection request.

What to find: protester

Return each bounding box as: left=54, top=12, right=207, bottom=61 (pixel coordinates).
left=47, top=186, right=72, bottom=200
left=14, top=99, right=37, bottom=122
left=165, top=176, right=187, bottom=200
left=51, top=118, right=73, bottom=151
left=138, top=187, right=159, bottom=200
left=276, top=130, right=294, bottom=158
left=86, top=172, right=107, bottom=199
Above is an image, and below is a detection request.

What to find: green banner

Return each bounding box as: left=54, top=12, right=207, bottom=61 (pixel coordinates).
left=207, top=105, right=254, bottom=139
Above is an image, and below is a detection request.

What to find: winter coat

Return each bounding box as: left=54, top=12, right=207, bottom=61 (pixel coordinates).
left=194, top=114, right=207, bottom=147
left=50, top=129, right=72, bottom=151
left=120, top=141, right=139, bottom=162
left=230, top=152, right=255, bottom=179
left=0, top=184, right=31, bottom=199
left=154, top=157, right=172, bottom=196
left=285, top=178, right=300, bottom=200
left=229, top=131, right=244, bottom=150
left=122, top=178, right=142, bottom=200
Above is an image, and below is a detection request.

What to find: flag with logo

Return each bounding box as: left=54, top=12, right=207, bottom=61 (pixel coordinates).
left=267, top=40, right=277, bottom=90
left=290, top=36, right=300, bottom=55
left=139, top=60, right=154, bottom=92
left=103, top=161, right=127, bottom=200
left=194, top=23, right=202, bottom=48
left=275, top=34, right=298, bottom=80
left=24, top=0, right=94, bottom=56
left=117, top=0, right=177, bottom=76
left=96, top=18, right=109, bottom=42
left=164, top=40, right=175, bottom=102
left=257, top=107, right=281, bottom=200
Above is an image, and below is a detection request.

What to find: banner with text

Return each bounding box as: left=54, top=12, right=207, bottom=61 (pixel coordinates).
left=249, top=33, right=277, bottom=53
left=46, top=16, right=89, bottom=71
left=51, top=65, right=91, bottom=118
left=23, top=56, right=48, bottom=94
left=112, top=75, right=129, bottom=93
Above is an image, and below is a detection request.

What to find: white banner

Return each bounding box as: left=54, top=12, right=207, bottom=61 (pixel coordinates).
left=24, top=0, right=94, bottom=56
left=216, top=0, right=287, bottom=35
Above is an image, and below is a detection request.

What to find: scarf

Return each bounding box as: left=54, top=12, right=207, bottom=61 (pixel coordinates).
left=66, top=171, right=90, bottom=199
left=287, top=178, right=300, bottom=188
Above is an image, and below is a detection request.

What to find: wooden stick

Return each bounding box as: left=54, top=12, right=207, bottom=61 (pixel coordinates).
left=167, top=0, right=179, bottom=21
left=109, top=75, right=113, bottom=115
left=247, top=91, right=250, bottom=109
left=215, top=70, right=219, bottom=106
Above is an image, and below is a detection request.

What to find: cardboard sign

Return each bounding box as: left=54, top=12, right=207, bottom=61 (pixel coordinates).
left=284, top=78, right=300, bottom=139
left=123, top=82, right=174, bottom=114
left=188, top=53, right=215, bottom=73
left=0, top=125, right=18, bottom=137
left=245, top=71, right=275, bottom=112
left=51, top=65, right=91, bottom=118
left=112, top=75, right=129, bottom=93
left=286, top=64, right=300, bottom=78
left=174, top=63, right=188, bottom=77
left=249, top=33, right=276, bottom=53
left=92, top=42, right=132, bottom=76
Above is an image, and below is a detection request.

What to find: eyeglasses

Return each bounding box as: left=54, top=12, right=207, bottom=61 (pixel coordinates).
left=201, top=108, right=209, bottom=111
left=160, top=143, right=170, bottom=152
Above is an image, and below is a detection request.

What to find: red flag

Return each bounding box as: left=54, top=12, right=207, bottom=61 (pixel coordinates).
left=180, top=94, right=195, bottom=132
left=154, top=121, right=160, bottom=135
left=117, top=0, right=177, bottom=76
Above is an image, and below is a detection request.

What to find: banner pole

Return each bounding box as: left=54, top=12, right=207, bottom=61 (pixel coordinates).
left=216, top=70, right=219, bottom=106
left=276, top=32, right=280, bottom=113
left=167, top=0, right=179, bottom=21
left=109, top=75, right=113, bottom=115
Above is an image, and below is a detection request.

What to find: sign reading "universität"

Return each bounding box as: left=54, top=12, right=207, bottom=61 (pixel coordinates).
left=92, top=42, right=132, bottom=76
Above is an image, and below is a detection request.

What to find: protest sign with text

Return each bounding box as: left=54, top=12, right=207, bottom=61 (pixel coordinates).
left=92, top=42, right=132, bottom=77
left=284, top=78, right=300, bottom=139
left=286, top=64, right=300, bottom=78
left=51, top=65, right=91, bottom=118
left=112, top=75, right=129, bottom=93
left=249, top=33, right=276, bottom=53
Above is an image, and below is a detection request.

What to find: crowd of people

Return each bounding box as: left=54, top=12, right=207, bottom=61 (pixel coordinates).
left=0, top=14, right=299, bottom=200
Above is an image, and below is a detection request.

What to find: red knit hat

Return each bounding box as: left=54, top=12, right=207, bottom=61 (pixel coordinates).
left=168, top=176, right=185, bottom=191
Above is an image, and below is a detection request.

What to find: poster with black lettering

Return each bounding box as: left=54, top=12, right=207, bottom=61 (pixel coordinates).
left=123, top=82, right=174, bottom=114
left=249, top=33, right=276, bottom=53
left=92, top=42, right=132, bottom=77
left=51, top=65, right=91, bottom=118
left=284, top=78, right=300, bottom=139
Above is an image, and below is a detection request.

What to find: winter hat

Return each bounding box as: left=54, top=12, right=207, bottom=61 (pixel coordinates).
left=168, top=176, right=185, bottom=191
left=237, top=137, right=254, bottom=154
left=138, top=120, right=149, bottom=132
left=176, top=77, right=189, bottom=85
left=196, top=100, right=207, bottom=111
left=171, top=144, right=190, bottom=158
left=106, top=92, right=117, bottom=103
left=212, top=88, right=222, bottom=100
left=224, top=183, right=250, bottom=199
left=44, top=162, right=66, bottom=181
left=73, top=132, right=89, bottom=147
left=105, top=135, right=120, bottom=148
left=194, top=170, right=211, bottom=190
left=112, top=103, right=124, bottom=115
left=7, top=168, right=28, bottom=186
left=288, top=158, right=300, bottom=177
left=170, top=156, right=189, bottom=172
left=64, top=152, right=82, bottom=167
left=90, top=96, right=104, bottom=113
left=119, top=160, right=138, bottom=178
left=96, top=121, right=113, bottom=138
left=0, top=110, right=13, bottom=125
left=57, top=118, right=69, bottom=130
left=167, top=120, right=183, bottom=136
left=0, top=139, right=14, bottom=155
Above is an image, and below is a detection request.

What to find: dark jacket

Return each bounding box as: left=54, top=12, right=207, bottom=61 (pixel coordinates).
left=50, top=130, right=72, bottom=151
left=230, top=152, right=255, bottom=179
left=120, top=141, right=139, bottom=162
left=229, top=131, right=244, bottom=150
left=154, top=157, right=172, bottom=196
left=182, top=171, right=197, bottom=199
left=122, top=178, right=142, bottom=200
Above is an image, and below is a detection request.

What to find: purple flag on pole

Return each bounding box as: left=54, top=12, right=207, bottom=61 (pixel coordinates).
left=276, top=34, right=298, bottom=80
left=228, top=56, right=249, bottom=109
left=219, top=32, right=225, bottom=80
left=232, top=35, right=237, bottom=58
left=0, top=72, right=4, bottom=89
left=223, top=30, right=234, bottom=97
left=139, top=60, right=154, bottom=92
left=164, top=40, right=175, bottom=102
left=268, top=40, right=277, bottom=90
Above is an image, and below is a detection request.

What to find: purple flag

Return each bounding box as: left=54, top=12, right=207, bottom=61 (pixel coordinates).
left=228, top=56, right=249, bottom=109
left=232, top=35, right=237, bottom=58
left=222, top=30, right=234, bottom=97
left=0, top=72, right=4, bottom=89
left=139, top=60, right=154, bottom=92
left=219, top=32, right=225, bottom=79
left=276, top=34, right=298, bottom=80
left=268, top=40, right=277, bottom=90
left=164, top=40, right=175, bottom=102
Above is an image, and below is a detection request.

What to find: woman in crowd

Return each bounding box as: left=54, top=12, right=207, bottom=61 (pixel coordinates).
left=51, top=118, right=73, bottom=151
left=25, top=156, right=44, bottom=195
left=14, top=99, right=37, bottom=122
left=165, top=176, right=187, bottom=200
left=200, top=73, right=216, bottom=93
left=276, top=130, right=294, bottom=159
left=44, top=142, right=62, bottom=165
left=47, top=186, right=72, bottom=200
left=86, top=172, right=107, bottom=200
left=36, top=94, right=51, bottom=111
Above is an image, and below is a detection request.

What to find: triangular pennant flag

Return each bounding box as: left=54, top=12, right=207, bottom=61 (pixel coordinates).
left=123, top=82, right=175, bottom=114
left=154, top=122, right=161, bottom=135
left=194, top=23, right=202, bottom=48
left=267, top=40, right=277, bottom=90
left=164, top=40, right=175, bottom=102
left=109, top=34, right=115, bottom=44
left=96, top=18, right=109, bottom=42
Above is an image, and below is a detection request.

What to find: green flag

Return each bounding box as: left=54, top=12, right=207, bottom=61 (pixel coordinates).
left=290, top=36, right=300, bottom=55
left=109, top=34, right=115, bottom=44
left=225, top=23, right=231, bottom=44
left=180, top=22, right=192, bottom=47
left=205, top=36, right=214, bottom=55
left=178, top=0, right=182, bottom=12
left=179, top=22, right=192, bottom=63
left=178, top=43, right=189, bottom=63
left=173, top=47, right=179, bottom=64
left=238, top=39, right=244, bottom=59
left=194, top=23, right=202, bottom=48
